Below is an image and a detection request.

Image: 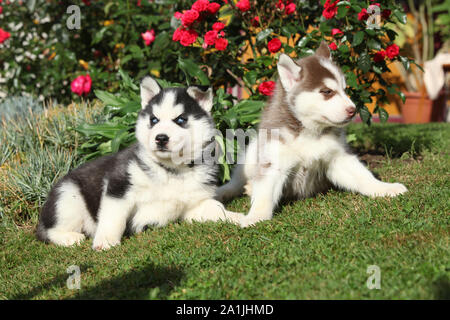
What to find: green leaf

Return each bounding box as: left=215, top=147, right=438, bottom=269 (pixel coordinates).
left=357, top=52, right=371, bottom=73
left=256, top=28, right=274, bottom=42
left=367, top=39, right=381, bottom=51
left=94, top=90, right=126, bottom=107
left=378, top=107, right=389, bottom=123
left=297, top=35, right=311, bottom=48
left=92, top=27, right=108, bottom=45
left=359, top=106, right=372, bottom=124
left=339, top=44, right=350, bottom=54
left=178, top=57, right=210, bottom=85
left=352, top=31, right=365, bottom=47
left=243, top=71, right=258, bottom=86
left=399, top=56, right=410, bottom=71
left=119, top=69, right=139, bottom=91
left=394, top=9, right=407, bottom=24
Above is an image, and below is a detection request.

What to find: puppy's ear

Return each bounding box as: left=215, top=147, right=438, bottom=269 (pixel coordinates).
left=277, top=54, right=301, bottom=92
left=187, top=86, right=213, bottom=113
left=140, top=76, right=161, bottom=109
left=316, top=41, right=332, bottom=60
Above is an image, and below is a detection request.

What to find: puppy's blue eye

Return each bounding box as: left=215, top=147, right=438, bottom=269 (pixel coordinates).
left=174, top=116, right=187, bottom=126
left=150, top=116, right=159, bottom=125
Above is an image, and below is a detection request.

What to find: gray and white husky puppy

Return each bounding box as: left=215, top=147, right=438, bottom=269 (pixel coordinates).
left=37, top=77, right=243, bottom=250
left=216, top=42, right=408, bottom=227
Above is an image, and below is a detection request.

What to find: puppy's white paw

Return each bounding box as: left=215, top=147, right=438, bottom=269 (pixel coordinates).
left=92, top=236, right=120, bottom=251
left=47, top=230, right=85, bottom=246
left=240, top=215, right=266, bottom=228
left=370, top=183, right=408, bottom=197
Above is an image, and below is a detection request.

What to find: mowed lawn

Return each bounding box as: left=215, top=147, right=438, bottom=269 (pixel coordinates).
left=0, top=104, right=449, bottom=299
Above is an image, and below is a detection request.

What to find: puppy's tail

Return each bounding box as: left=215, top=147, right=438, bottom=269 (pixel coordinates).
left=215, top=164, right=247, bottom=203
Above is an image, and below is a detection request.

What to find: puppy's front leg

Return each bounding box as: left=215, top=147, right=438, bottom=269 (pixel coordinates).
left=183, top=199, right=244, bottom=225
left=240, top=166, right=289, bottom=228
left=92, top=196, right=133, bottom=251
left=327, top=153, right=407, bottom=197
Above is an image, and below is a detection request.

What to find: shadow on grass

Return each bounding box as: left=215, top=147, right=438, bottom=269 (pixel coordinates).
left=11, top=263, right=184, bottom=300
left=348, top=123, right=440, bottom=158
left=433, top=275, right=450, bottom=300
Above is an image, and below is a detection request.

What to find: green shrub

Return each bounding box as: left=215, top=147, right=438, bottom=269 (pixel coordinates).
left=0, top=101, right=104, bottom=226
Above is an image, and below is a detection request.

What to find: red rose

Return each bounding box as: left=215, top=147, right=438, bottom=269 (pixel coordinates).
left=236, top=0, right=250, bottom=12
left=212, top=22, right=225, bottom=31
left=0, top=28, right=10, bottom=44
left=174, top=11, right=183, bottom=19
left=180, top=29, right=198, bottom=46
left=358, top=8, right=369, bottom=21
left=276, top=0, right=284, bottom=10
left=207, top=2, right=221, bottom=14
left=385, top=44, right=399, bottom=59
left=0, top=6, right=3, bottom=14
left=214, top=37, right=228, bottom=51
left=285, top=3, right=296, bottom=15
left=268, top=38, right=282, bottom=53
left=322, top=0, right=339, bottom=20
left=251, top=16, right=260, bottom=27
left=328, top=42, right=338, bottom=51
left=192, top=0, right=209, bottom=12
left=381, top=9, right=391, bottom=19
left=258, top=81, right=276, bottom=96
left=172, top=27, right=184, bottom=41
left=373, top=50, right=386, bottom=62
left=181, top=9, right=200, bottom=27
left=204, top=30, right=218, bottom=45
left=331, top=28, right=343, bottom=36
left=71, top=74, right=91, bottom=96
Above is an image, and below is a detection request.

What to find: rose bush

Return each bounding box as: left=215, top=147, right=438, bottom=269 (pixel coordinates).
left=0, top=0, right=189, bottom=103
left=0, top=1, right=413, bottom=180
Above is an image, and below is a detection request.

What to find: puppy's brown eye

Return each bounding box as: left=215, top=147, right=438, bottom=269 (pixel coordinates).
left=320, top=88, right=333, bottom=95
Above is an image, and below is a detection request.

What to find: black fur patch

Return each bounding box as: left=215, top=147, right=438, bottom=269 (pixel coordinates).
left=140, top=88, right=212, bottom=124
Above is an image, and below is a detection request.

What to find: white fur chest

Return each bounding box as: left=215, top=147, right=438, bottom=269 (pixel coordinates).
left=127, top=161, right=213, bottom=209
left=283, top=130, right=346, bottom=167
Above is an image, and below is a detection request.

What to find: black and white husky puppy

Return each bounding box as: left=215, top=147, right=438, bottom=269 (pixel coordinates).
left=216, top=42, right=408, bottom=227
left=37, top=77, right=243, bottom=250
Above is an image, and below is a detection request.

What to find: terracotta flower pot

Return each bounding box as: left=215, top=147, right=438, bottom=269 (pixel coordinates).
left=401, top=91, right=446, bottom=124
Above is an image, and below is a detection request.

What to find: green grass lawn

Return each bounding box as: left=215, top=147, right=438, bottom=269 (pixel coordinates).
left=0, top=105, right=449, bottom=299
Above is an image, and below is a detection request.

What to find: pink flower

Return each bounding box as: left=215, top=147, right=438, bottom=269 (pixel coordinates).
left=174, top=11, right=183, bottom=19
left=385, top=44, right=399, bottom=59
left=207, top=2, right=221, bottom=14
left=212, top=22, right=225, bottom=31
left=268, top=38, right=282, bottom=53
left=0, top=28, right=10, bottom=44
left=236, top=0, right=250, bottom=12
left=373, top=50, right=386, bottom=62
left=329, top=42, right=338, bottom=51
left=214, top=37, right=228, bottom=51
left=192, top=0, right=209, bottom=12
left=322, top=0, right=339, bottom=20
left=331, top=28, right=343, bottom=36
left=181, top=9, right=200, bottom=27
left=0, top=6, right=3, bottom=14
left=204, top=30, right=218, bottom=45
left=285, top=3, right=296, bottom=15
left=358, top=8, right=369, bottom=21
left=141, top=29, right=155, bottom=46
left=180, top=29, right=198, bottom=46
left=71, top=74, right=92, bottom=96
left=258, top=81, right=276, bottom=96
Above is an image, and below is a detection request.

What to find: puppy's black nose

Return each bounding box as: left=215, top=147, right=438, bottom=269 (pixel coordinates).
left=155, top=134, right=169, bottom=146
